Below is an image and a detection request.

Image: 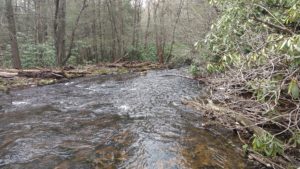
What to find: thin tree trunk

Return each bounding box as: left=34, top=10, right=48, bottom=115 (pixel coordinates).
left=154, top=0, right=165, bottom=64
left=118, top=0, right=124, bottom=56
left=114, top=0, right=122, bottom=58
left=153, top=0, right=161, bottom=63
left=97, top=0, right=104, bottom=61
left=106, top=0, right=116, bottom=62
left=144, top=0, right=152, bottom=50
left=91, top=0, right=98, bottom=63
left=106, top=0, right=121, bottom=61
left=167, top=0, right=184, bottom=63
left=160, top=0, right=166, bottom=64
left=136, top=0, right=142, bottom=48
left=54, top=0, right=66, bottom=67
left=62, top=0, right=88, bottom=65
left=5, top=0, right=22, bottom=69
left=35, top=0, right=47, bottom=64
left=132, top=0, right=138, bottom=48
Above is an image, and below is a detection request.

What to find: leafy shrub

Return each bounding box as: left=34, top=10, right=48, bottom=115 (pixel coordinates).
left=289, top=132, right=300, bottom=147
left=252, top=134, right=284, bottom=157
left=189, top=64, right=199, bottom=77
left=127, top=44, right=158, bottom=62
left=20, top=41, right=56, bottom=68
left=247, top=79, right=278, bottom=102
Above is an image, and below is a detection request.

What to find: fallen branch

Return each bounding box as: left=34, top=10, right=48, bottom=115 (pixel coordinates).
left=182, top=98, right=298, bottom=169
left=182, top=99, right=293, bottom=168
left=0, top=72, right=18, bottom=78
left=253, top=17, right=294, bottom=35
left=18, top=70, right=66, bottom=79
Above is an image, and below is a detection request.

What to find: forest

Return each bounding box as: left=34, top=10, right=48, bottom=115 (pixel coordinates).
left=0, top=0, right=300, bottom=169
left=0, top=0, right=214, bottom=68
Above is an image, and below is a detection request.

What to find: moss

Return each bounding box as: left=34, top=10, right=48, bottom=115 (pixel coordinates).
left=92, top=68, right=114, bottom=75
left=116, top=67, right=129, bottom=74
left=37, top=79, right=57, bottom=86
left=0, top=84, right=8, bottom=92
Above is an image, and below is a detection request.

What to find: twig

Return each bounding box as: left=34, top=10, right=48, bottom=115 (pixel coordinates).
left=253, top=17, right=294, bottom=35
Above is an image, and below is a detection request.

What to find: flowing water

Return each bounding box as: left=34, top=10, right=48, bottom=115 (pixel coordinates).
left=0, top=69, right=256, bottom=169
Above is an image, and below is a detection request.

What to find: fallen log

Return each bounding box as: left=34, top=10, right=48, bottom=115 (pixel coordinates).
left=18, top=70, right=65, bottom=79
left=0, top=72, right=18, bottom=78
left=66, top=70, right=91, bottom=75
left=0, top=69, right=19, bottom=73
left=106, top=62, right=154, bottom=68
left=123, top=62, right=151, bottom=68
left=106, top=63, right=126, bottom=68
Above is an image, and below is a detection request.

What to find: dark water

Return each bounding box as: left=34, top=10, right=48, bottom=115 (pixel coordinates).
left=0, top=69, right=255, bottom=169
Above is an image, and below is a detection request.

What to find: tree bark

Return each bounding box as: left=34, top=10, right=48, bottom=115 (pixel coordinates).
left=117, top=0, right=124, bottom=57
left=144, top=0, right=152, bottom=50
left=91, top=0, right=98, bottom=63
left=97, top=0, right=104, bottom=61
left=106, top=0, right=122, bottom=61
left=5, top=0, right=22, bottom=69
left=132, top=0, right=141, bottom=49
left=153, top=0, right=165, bottom=64
left=35, top=0, right=48, bottom=63
left=62, top=0, right=88, bottom=66
left=106, top=0, right=116, bottom=62
left=167, top=0, right=184, bottom=63
left=54, top=0, right=66, bottom=67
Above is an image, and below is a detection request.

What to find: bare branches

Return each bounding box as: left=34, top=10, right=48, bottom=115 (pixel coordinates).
left=62, top=0, right=88, bottom=66
left=253, top=17, right=295, bottom=35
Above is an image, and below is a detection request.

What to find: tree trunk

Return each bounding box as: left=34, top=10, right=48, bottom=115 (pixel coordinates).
left=117, top=0, right=124, bottom=57
left=35, top=0, right=47, bottom=64
left=54, top=0, right=66, bottom=67
left=5, top=0, right=22, bottom=69
left=62, top=0, right=88, bottom=66
left=153, top=0, right=165, bottom=64
left=106, top=0, right=121, bottom=62
left=132, top=0, right=141, bottom=49
left=97, top=0, right=104, bottom=61
left=91, top=0, right=98, bottom=63
left=144, top=0, right=152, bottom=50
left=136, top=0, right=142, bottom=49
left=167, top=0, right=184, bottom=63
left=159, top=0, right=166, bottom=64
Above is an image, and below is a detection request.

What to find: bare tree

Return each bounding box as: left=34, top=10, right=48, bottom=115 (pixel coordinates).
left=97, top=0, right=104, bottom=61
left=34, top=0, right=48, bottom=63
left=166, top=0, right=184, bottom=63
left=144, top=0, right=152, bottom=50
left=132, top=0, right=142, bottom=49
left=5, top=0, right=22, bottom=69
left=153, top=0, right=166, bottom=64
left=106, top=0, right=122, bottom=61
left=62, top=0, right=88, bottom=65
left=54, top=0, right=66, bottom=66
left=91, top=0, right=98, bottom=63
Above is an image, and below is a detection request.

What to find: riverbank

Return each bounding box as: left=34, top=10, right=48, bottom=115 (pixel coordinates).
left=0, top=62, right=165, bottom=92
left=183, top=73, right=300, bottom=169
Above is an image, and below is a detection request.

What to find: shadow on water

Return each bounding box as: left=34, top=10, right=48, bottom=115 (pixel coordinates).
left=0, top=69, right=257, bottom=169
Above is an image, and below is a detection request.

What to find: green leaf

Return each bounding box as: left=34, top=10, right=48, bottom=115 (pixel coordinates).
left=242, top=144, right=249, bottom=152
left=288, top=79, right=300, bottom=99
